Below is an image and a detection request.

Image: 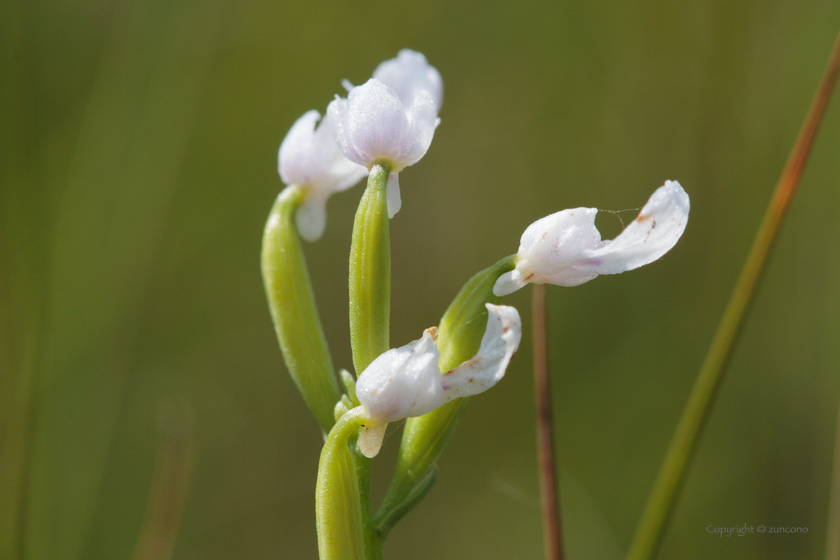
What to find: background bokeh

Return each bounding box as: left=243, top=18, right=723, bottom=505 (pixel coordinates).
left=2, top=0, right=840, bottom=559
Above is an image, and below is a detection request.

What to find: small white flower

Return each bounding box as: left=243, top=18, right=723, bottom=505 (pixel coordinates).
left=354, top=304, right=521, bottom=457
left=373, top=49, right=443, bottom=112
left=278, top=110, right=368, bottom=241
left=328, top=78, right=439, bottom=219
left=494, top=181, right=690, bottom=296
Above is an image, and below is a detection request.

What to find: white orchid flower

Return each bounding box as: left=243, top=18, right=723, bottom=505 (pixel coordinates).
left=354, top=304, right=521, bottom=457
left=494, top=181, right=690, bottom=296
left=278, top=110, right=368, bottom=242
left=373, top=49, right=444, bottom=112
left=328, top=71, right=440, bottom=218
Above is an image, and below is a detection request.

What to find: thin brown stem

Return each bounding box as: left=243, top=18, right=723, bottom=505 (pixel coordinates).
left=533, top=284, right=564, bottom=560
left=826, top=405, right=840, bottom=560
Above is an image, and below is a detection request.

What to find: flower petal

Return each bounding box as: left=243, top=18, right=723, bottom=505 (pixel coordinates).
left=575, top=181, right=690, bottom=275
left=342, top=79, right=411, bottom=167
left=373, top=49, right=444, bottom=112
left=278, top=110, right=321, bottom=186
left=440, top=304, right=522, bottom=399
left=396, top=89, right=438, bottom=168
left=295, top=191, right=329, bottom=242
left=493, top=181, right=689, bottom=296
left=386, top=173, right=402, bottom=218
left=355, top=305, right=521, bottom=427
left=355, top=327, right=443, bottom=425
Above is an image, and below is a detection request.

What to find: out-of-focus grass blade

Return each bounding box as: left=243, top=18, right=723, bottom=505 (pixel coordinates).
left=15, top=2, right=227, bottom=559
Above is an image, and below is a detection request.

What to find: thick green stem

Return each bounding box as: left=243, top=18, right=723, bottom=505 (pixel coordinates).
left=261, top=185, right=340, bottom=433
left=354, top=452, right=384, bottom=560
left=626, top=27, right=840, bottom=560
left=316, top=408, right=368, bottom=560
left=349, top=163, right=391, bottom=375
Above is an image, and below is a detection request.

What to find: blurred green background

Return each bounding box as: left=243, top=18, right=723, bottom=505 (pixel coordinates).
left=2, top=0, right=839, bottom=558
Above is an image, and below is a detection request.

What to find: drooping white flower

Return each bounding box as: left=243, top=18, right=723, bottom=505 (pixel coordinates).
left=328, top=78, right=439, bottom=219
left=373, top=49, right=444, bottom=112
left=354, top=304, right=521, bottom=457
left=278, top=110, right=368, bottom=241
left=494, top=181, right=690, bottom=296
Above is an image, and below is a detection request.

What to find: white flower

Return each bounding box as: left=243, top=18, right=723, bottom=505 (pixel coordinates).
left=278, top=110, right=368, bottom=241
left=328, top=78, right=439, bottom=219
left=373, top=49, right=443, bottom=112
left=354, top=304, right=521, bottom=457
left=494, top=181, right=690, bottom=296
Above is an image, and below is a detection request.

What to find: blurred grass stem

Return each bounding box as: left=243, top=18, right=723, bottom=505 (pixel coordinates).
left=626, top=27, right=840, bottom=560
left=533, top=285, right=564, bottom=560
left=827, top=405, right=840, bottom=560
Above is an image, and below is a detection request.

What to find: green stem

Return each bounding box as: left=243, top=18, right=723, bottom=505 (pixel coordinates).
left=354, top=452, right=384, bottom=560
left=262, top=185, right=340, bottom=433
left=626, top=27, right=840, bottom=560
left=349, top=163, right=391, bottom=375
left=316, top=408, right=368, bottom=560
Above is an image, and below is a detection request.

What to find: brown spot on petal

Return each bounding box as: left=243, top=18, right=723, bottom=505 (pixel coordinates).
left=524, top=272, right=535, bottom=281
left=370, top=389, right=379, bottom=397
left=635, top=214, right=653, bottom=223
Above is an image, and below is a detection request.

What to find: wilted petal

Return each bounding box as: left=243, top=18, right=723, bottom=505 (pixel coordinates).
left=440, top=304, right=522, bottom=399
left=373, top=49, right=444, bottom=112
left=494, top=181, right=689, bottom=296
left=576, top=180, right=689, bottom=275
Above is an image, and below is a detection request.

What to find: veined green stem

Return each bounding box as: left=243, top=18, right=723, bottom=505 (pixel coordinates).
left=354, top=452, right=383, bottom=560
left=316, top=408, right=368, bottom=560
left=626, top=28, right=840, bottom=560
left=349, top=163, right=391, bottom=375
left=262, top=185, right=340, bottom=433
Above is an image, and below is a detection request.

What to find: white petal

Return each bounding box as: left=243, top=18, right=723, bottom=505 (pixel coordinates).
left=386, top=173, right=401, bottom=218
left=440, top=304, right=522, bottom=399
left=575, top=181, right=690, bottom=275
left=355, top=305, right=522, bottom=432
left=295, top=191, right=328, bottom=242
left=396, top=89, right=438, bottom=168
left=493, top=182, right=689, bottom=296
left=493, top=269, right=527, bottom=297
left=278, top=110, right=321, bottom=186
left=355, top=328, right=444, bottom=425
left=345, top=79, right=410, bottom=167
left=373, top=49, right=443, bottom=112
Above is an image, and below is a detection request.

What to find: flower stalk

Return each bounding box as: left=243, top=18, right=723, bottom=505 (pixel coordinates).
left=626, top=27, right=840, bottom=560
